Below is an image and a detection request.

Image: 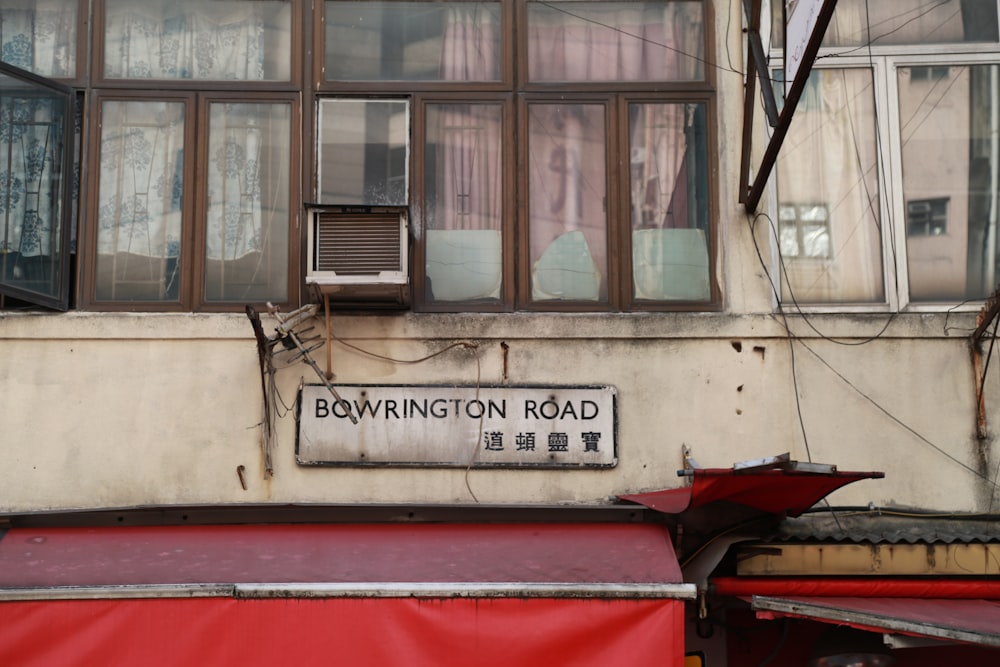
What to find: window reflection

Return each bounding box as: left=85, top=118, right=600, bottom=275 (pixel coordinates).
left=528, top=103, right=606, bottom=302
left=325, top=2, right=501, bottom=82
left=776, top=68, right=884, bottom=304
left=900, top=64, right=1000, bottom=301
left=317, top=99, right=409, bottom=206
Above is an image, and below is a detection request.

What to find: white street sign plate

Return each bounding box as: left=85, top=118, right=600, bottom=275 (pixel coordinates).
left=296, top=384, right=617, bottom=468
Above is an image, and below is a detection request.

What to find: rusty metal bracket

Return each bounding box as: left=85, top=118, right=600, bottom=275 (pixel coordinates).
left=970, top=286, right=1000, bottom=439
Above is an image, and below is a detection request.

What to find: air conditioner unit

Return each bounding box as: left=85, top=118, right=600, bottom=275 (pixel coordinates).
left=306, top=206, right=410, bottom=306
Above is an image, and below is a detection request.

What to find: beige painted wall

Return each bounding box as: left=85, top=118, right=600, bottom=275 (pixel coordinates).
left=0, top=308, right=994, bottom=513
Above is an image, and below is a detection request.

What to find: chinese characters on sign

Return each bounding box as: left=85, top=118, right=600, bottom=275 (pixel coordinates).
left=297, top=385, right=617, bottom=468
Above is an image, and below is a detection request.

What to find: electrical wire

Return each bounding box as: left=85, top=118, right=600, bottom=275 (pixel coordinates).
left=535, top=0, right=744, bottom=77
left=325, top=323, right=485, bottom=502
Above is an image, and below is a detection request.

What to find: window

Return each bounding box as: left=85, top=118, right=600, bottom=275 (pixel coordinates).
left=319, top=0, right=715, bottom=312
left=0, top=63, right=74, bottom=309
left=779, top=203, right=831, bottom=259
left=79, top=0, right=298, bottom=310
left=88, top=96, right=294, bottom=307
left=771, top=0, right=1000, bottom=307
left=0, top=0, right=79, bottom=79
left=0, top=0, right=712, bottom=312
left=907, top=198, right=948, bottom=237
left=0, top=0, right=300, bottom=311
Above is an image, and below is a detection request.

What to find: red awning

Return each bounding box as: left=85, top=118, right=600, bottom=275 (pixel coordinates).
left=0, top=522, right=688, bottom=590
left=619, top=464, right=883, bottom=517
left=0, top=522, right=694, bottom=667
left=750, top=595, right=1000, bottom=648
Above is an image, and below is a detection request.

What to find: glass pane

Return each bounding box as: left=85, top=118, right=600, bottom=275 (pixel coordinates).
left=527, top=1, right=704, bottom=82
left=103, top=0, right=292, bottom=81
left=204, top=102, right=290, bottom=302
left=628, top=102, right=710, bottom=301
left=317, top=99, right=408, bottom=206
left=0, top=0, right=77, bottom=77
left=424, top=103, right=503, bottom=303
left=0, top=73, right=69, bottom=303
left=771, top=0, right=999, bottom=48
left=528, top=103, right=607, bottom=303
left=776, top=68, right=884, bottom=303
left=900, top=64, right=1000, bottom=302
left=325, top=1, right=501, bottom=82
left=95, top=100, right=186, bottom=302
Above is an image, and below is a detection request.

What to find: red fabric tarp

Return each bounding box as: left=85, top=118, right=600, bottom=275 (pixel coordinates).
left=750, top=595, right=1000, bottom=648
left=0, top=522, right=691, bottom=666
left=0, top=596, right=683, bottom=667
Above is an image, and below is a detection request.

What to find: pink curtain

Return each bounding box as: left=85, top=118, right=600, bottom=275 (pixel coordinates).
left=430, top=7, right=502, bottom=233
left=527, top=2, right=704, bottom=82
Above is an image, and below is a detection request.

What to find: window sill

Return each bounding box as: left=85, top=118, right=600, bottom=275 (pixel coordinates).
left=0, top=309, right=979, bottom=342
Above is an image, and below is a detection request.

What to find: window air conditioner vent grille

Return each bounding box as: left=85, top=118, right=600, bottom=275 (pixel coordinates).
left=314, top=212, right=403, bottom=275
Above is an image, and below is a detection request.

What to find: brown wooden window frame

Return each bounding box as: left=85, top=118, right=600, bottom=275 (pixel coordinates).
left=316, top=0, right=718, bottom=313
left=78, top=89, right=301, bottom=312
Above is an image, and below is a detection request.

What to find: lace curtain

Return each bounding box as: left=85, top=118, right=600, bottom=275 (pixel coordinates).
left=0, top=0, right=76, bottom=78
left=103, top=4, right=267, bottom=80
left=96, top=3, right=284, bottom=301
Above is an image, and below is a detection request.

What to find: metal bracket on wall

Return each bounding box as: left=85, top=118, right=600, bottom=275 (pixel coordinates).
left=245, top=303, right=358, bottom=477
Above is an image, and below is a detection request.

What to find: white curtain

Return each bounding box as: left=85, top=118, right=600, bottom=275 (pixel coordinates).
left=96, top=4, right=277, bottom=300
left=777, top=68, right=884, bottom=303
left=0, top=0, right=76, bottom=77
left=95, top=101, right=185, bottom=300
left=104, top=3, right=267, bottom=80
left=0, top=96, right=63, bottom=260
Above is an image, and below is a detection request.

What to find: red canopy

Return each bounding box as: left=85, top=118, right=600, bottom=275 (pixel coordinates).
left=619, top=465, right=883, bottom=517
left=0, top=522, right=694, bottom=667
left=751, top=595, right=1000, bottom=648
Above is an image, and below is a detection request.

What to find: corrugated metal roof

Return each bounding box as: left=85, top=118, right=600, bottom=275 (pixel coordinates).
left=771, top=511, right=1000, bottom=544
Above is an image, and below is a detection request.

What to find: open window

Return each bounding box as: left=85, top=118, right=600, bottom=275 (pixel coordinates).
left=311, top=98, right=411, bottom=307
left=0, top=62, right=75, bottom=310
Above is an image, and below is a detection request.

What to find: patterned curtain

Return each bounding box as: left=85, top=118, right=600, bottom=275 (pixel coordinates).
left=0, top=95, right=64, bottom=261
left=104, top=5, right=267, bottom=81
left=96, top=3, right=280, bottom=301
left=0, top=0, right=76, bottom=78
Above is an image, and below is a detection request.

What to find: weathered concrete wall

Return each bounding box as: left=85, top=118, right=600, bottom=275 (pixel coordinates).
left=0, top=309, right=992, bottom=512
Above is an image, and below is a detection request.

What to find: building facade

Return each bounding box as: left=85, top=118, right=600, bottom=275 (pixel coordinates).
left=0, top=1, right=999, bottom=664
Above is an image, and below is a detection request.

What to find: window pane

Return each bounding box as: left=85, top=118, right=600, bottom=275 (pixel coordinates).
left=317, top=99, right=408, bottom=206
left=0, top=0, right=76, bottom=77
left=103, top=0, right=292, bottom=81
left=900, top=64, right=1000, bottom=301
left=204, top=102, right=290, bottom=303
left=424, top=103, right=503, bottom=303
left=776, top=68, right=884, bottom=303
left=628, top=102, right=710, bottom=301
left=95, top=100, right=186, bottom=302
left=772, top=0, right=999, bottom=48
left=528, top=103, right=607, bottom=303
left=527, top=1, right=704, bottom=82
left=325, top=2, right=501, bottom=82
left=0, top=73, right=69, bottom=304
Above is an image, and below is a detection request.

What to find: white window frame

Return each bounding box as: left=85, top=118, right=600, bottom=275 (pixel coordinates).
left=765, top=4, right=1000, bottom=313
